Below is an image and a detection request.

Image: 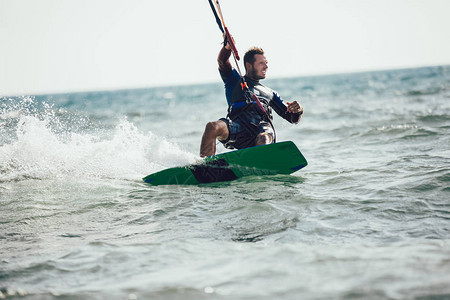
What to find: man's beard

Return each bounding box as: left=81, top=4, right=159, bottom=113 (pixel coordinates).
left=252, top=67, right=265, bottom=80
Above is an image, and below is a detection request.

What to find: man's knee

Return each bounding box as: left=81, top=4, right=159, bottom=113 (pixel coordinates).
left=255, top=132, right=273, bottom=145
left=204, top=121, right=228, bottom=140
left=204, top=121, right=217, bottom=133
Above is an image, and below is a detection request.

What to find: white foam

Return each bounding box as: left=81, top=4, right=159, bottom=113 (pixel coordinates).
left=0, top=99, right=197, bottom=182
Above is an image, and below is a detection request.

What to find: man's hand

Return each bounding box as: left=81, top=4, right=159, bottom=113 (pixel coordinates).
left=223, top=33, right=234, bottom=51
left=286, top=101, right=303, bottom=114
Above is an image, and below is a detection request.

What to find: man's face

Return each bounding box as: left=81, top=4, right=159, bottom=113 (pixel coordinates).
left=249, top=54, right=268, bottom=80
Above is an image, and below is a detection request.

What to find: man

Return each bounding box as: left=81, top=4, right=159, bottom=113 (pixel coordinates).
left=200, top=37, right=303, bottom=157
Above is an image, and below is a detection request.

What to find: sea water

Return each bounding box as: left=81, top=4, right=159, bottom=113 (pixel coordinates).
left=1, top=66, right=449, bottom=299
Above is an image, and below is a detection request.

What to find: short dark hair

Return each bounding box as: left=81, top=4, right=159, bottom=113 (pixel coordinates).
left=244, top=47, right=264, bottom=69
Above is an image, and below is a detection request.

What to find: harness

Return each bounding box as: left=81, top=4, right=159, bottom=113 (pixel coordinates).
left=227, top=99, right=272, bottom=120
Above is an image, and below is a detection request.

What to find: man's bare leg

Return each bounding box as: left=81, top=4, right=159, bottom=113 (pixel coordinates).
left=200, top=120, right=229, bottom=157
left=255, top=132, right=273, bottom=146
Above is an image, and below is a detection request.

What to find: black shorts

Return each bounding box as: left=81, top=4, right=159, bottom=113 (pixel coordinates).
left=218, top=116, right=275, bottom=150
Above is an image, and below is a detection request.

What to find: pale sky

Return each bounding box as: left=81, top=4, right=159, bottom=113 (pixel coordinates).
left=1, top=0, right=450, bottom=96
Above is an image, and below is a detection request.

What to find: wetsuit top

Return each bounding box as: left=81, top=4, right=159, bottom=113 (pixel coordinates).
left=218, top=47, right=301, bottom=124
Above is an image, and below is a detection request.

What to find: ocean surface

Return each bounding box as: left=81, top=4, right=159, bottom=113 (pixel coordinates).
left=1, top=65, right=449, bottom=299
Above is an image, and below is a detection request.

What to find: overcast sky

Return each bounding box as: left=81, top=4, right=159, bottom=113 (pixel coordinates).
left=1, top=0, right=450, bottom=96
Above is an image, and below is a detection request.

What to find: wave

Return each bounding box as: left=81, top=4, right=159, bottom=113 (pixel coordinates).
left=0, top=97, right=197, bottom=182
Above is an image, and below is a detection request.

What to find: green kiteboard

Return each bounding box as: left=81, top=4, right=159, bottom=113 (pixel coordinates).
left=142, top=141, right=307, bottom=186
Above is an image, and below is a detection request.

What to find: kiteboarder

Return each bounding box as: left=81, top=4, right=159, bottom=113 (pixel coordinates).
left=199, top=36, right=304, bottom=157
